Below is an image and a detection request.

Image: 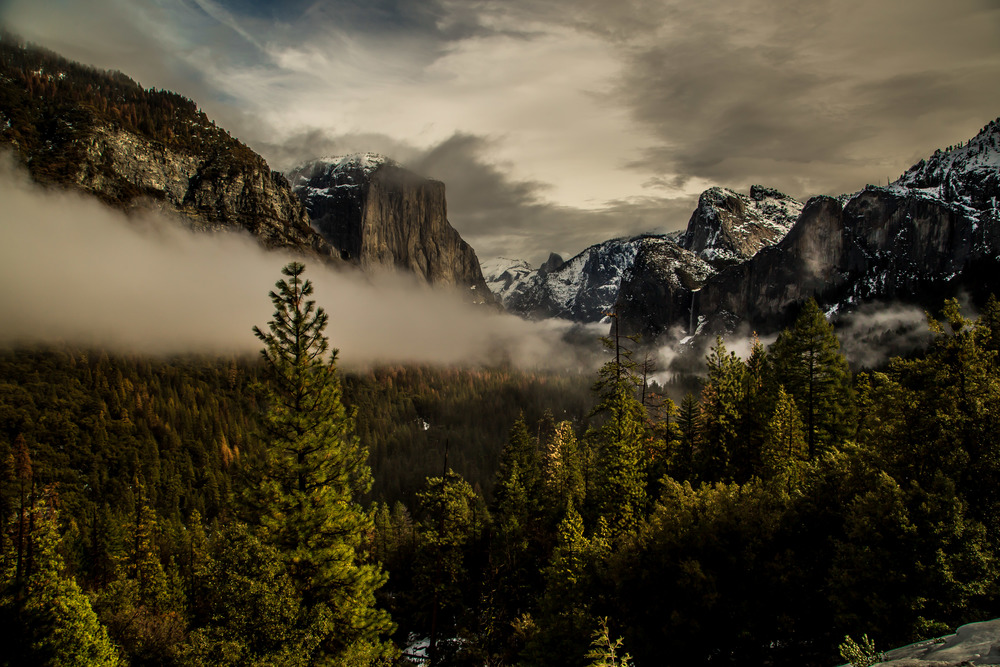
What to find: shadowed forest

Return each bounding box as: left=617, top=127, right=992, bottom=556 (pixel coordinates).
left=3, top=262, right=1000, bottom=667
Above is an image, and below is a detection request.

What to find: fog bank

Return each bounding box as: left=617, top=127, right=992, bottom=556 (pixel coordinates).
left=0, top=156, right=602, bottom=369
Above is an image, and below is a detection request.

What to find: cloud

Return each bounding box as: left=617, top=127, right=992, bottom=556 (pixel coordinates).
left=603, top=0, right=1000, bottom=198
left=256, top=129, right=697, bottom=264
left=0, top=155, right=603, bottom=369
left=3, top=0, right=998, bottom=264
left=833, top=302, right=936, bottom=369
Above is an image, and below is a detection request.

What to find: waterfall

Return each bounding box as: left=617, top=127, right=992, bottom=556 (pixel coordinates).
left=689, top=290, right=696, bottom=336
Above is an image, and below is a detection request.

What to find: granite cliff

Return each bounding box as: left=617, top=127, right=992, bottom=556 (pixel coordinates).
left=288, top=154, right=491, bottom=299
left=483, top=186, right=798, bottom=324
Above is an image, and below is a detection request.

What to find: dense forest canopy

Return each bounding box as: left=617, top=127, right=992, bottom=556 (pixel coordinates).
left=3, top=261, right=1000, bottom=666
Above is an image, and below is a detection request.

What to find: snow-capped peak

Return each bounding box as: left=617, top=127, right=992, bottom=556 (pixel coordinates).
left=319, top=152, right=393, bottom=176
left=892, top=118, right=1000, bottom=205
left=287, top=152, right=395, bottom=190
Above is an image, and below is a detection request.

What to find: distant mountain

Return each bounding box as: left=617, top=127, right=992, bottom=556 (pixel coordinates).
left=617, top=118, right=1000, bottom=341
left=483, top=186, right=799, bottom=324
left=287, top=154, right=491, bottom=297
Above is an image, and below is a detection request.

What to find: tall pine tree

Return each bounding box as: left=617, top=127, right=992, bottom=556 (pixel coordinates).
left=587, top=317, right=647, bottom=536
left=770, top=299, right=854, bottom=458
left=250, top=262, right=395, bottom=665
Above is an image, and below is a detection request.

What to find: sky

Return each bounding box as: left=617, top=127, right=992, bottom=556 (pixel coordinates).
left=2, top=0, right=999, bottom=265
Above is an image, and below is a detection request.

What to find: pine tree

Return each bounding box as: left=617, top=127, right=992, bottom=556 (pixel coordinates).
left=697, top=337, right=745, bottom=482
left=770, top=299, right=854, bottom=458
left=587, top=320, right=647, bottom=536
left=413, top=470, right=485, bottom=664
left=760, top=387, right=808, bottom=486
left=250, top=262, right=395, bottom=665
left=674, top=392, right=701, bottom=481
left=0, top=488, right=121, bottom=667
left=529, top=502, right=599, bottom=667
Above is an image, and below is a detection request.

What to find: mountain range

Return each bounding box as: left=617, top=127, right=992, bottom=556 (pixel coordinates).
left=485, top=122, right=1000, bottom=344
left=3, top=34, right=999, bottom=346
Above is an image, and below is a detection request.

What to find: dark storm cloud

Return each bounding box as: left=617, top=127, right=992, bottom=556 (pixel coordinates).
left=600, top=0, right=1000, bottom=198
left=411, top=135, right=696, bottom=265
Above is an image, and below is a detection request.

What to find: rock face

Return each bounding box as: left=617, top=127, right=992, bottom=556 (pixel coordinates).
left=288, top=155, right=491, bottom=298
left=483, top=237, right=645, bottom=322
left=617, top=118, right=1000, bottom=340
left=680, top=185, right=803, bottom=267
left=615, top=238, right=715, bottom=339
left=485, top=187, right=798, bottom=324
left=74, top=126, right=331, bottom=254
left=0, top=37, right=335, bottom=258
left=875, top=617, right=1000, bottom=666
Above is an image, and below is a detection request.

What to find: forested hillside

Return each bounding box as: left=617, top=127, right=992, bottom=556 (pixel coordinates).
left=3, top=263, right=1000, bottom=666
left=0, top=32, right=258, bottom=197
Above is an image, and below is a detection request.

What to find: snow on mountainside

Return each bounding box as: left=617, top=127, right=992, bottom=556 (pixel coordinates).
left=616, top=117, right=1000, bottom=343
left=680, top=185, right=802, bottom=266
left=487, top=185, right=797, bottom=323
left=891, top=118, right=1000, bottom=213
left=486, top=238, right=645, bottom=322
left=288, top=153, right=394, bottom=208
left=481, top=257, right=535, bottom=305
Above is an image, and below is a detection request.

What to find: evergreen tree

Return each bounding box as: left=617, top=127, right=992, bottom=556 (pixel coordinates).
left=770, top=299, right=854, bottom=458
left=529, top=503, right=601, bottom=667
left=182, top=522, right=313, bottom=667
left=0, top=488, right=122, bottom=667
left=673, top=392, right=700, bottom=481
left=540, top=419, right=585, bottom=522
left=249, top=262, right=395, bottom=665
left=492, top=417, right=544, bottom=633
left=587, top=319, right=647, bottom=535
left=697, top=337, right=745, bottom=482
left=760, top=387, right=808, bottom=486
left=413, top=470, right=486, bottom=664
left=736, top=335, right=770, bottom=480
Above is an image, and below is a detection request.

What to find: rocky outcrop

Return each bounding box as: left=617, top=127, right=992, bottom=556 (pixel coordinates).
left=615, top=238, right=715, bottom=339
left=289, top=155, right=491, bottom=299
left=0, top=39, right=336, bottom=259
left=485, top=237, right=646, bottom=322
left=680, top=185, right=802, bottom=267
left=874, top=617, right=1000, bottom=666
left=74, top=126, right=332, bottom=254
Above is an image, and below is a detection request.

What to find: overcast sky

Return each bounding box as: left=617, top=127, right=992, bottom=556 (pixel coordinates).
left=2, top=0, right=999, bottom=264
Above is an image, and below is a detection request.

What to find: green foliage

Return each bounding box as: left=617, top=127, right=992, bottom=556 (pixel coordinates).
left=181, top=522, right=313, bottom=667
left=8, top=284, right=1000, bottom=667
left=838, top=633, right=885, bottom=667
left=344, top=364, right=593, bottom=505
left=248, top=262, right=395, bottom=664
left=587, top=328, right=648, bottom=535
left=585, top=618, right=633, bottom=667
left=0, top=489, right=122, bottom=667
left=697, top=337, right=746, bottom=482
left=760, top=386, right=808, bottom=486
left=770, top=298, right=855, bottom=458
